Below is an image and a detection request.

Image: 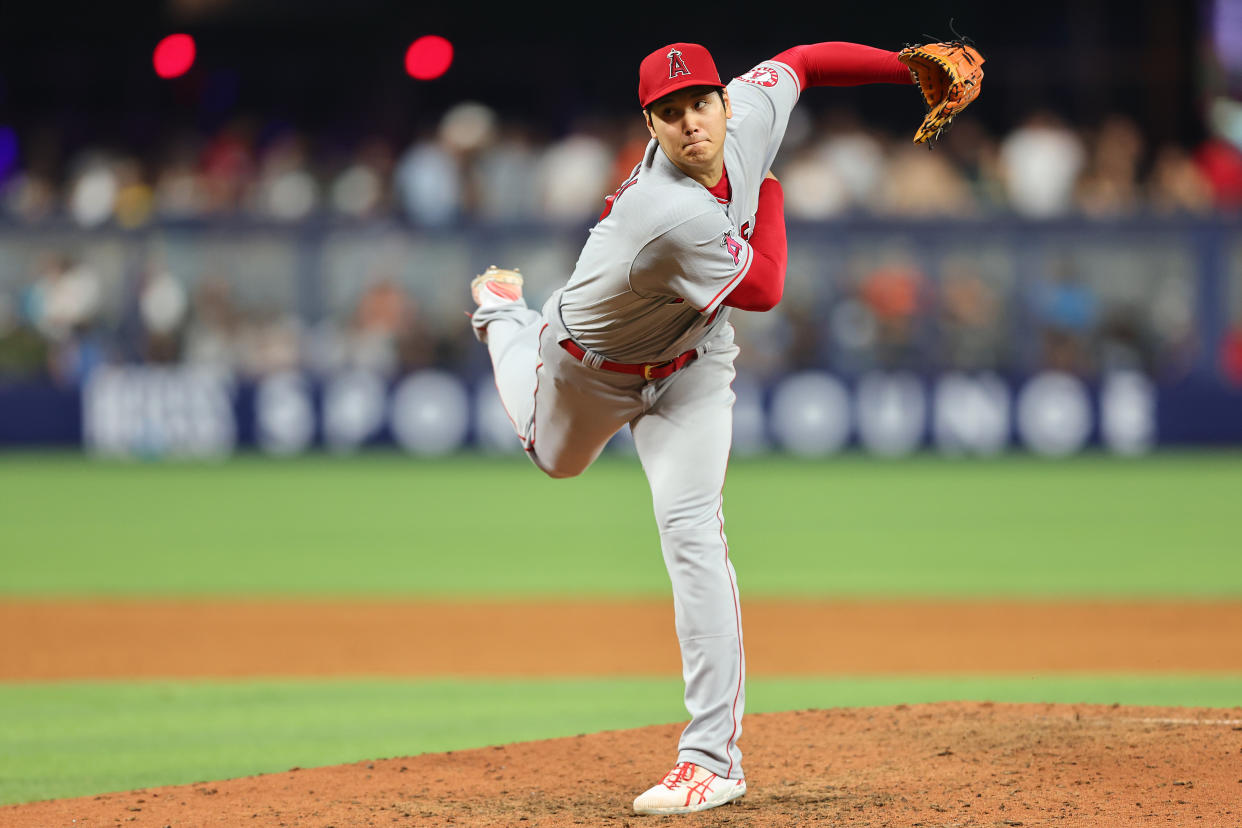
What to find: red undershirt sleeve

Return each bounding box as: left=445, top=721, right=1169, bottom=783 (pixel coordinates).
left=721, top=44, right=905, bottom=313
left=774, top=42, right=912, bottom=89
left=724, top=178, right=787, bottom=312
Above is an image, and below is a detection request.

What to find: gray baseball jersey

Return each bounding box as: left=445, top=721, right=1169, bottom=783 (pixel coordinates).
left=472, top=58, right=801, bottom=781
left=559, top=60, right=801, bottom=363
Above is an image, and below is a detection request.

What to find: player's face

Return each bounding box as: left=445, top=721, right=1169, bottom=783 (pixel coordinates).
left=646, top=87, right=733, bottom=185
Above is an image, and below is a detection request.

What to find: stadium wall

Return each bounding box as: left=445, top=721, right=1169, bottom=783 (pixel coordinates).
left=2, top=367, right=1242, bottom=455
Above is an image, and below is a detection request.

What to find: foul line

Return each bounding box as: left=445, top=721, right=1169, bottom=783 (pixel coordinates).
left=1123, top=717, right=1242, bottom=726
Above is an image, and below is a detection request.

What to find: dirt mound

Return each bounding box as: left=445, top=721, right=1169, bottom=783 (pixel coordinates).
left=6, top=702, right=1241, bottom=827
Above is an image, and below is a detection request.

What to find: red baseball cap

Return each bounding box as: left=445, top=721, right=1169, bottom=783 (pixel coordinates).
left=638, top=43, right=725, bottom=108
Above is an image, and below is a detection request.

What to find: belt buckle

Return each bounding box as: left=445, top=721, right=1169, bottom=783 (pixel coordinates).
left=643, top=359, right=671, bottom=381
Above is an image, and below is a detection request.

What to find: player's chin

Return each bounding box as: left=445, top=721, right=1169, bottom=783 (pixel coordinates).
left=680, top=144, right=713, bottom=163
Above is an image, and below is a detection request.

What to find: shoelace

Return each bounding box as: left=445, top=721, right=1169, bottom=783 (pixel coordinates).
left=661, top=762, right=697, bottom=789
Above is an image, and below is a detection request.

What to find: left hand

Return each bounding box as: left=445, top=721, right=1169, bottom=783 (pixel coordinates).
left=898, top=40, right=985, bottom=145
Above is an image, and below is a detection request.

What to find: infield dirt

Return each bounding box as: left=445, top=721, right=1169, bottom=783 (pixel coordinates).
left=3, top=599, right=1241, bottom=825
left=5, top=598, right=1242, bottom=678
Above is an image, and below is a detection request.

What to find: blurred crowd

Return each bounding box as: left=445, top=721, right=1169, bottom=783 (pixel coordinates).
left=2, top=102, right=1242, bottom=388
left=5, top=104, right=1242, bottom=227
left=0, top=253, right=461, bottom=387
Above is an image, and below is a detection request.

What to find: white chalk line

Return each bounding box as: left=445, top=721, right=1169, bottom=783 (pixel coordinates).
left=1123, top=717, right=1242, bottom=726
left=1054, top=717, right=1242, bottom=726
left=1032, top=715, right=1242, bottom=727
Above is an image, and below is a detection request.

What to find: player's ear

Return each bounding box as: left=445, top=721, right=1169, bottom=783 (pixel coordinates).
left=722, top=89, right=732, bottom=120
left=643, top=109, right=657, bottom=139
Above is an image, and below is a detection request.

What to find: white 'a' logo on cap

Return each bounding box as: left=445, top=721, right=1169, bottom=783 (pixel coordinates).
left=667, top=48, right=691, bottom=80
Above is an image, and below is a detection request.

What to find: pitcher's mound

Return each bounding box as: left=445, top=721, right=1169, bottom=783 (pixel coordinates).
left=5, top=702, right=1241, bottom=826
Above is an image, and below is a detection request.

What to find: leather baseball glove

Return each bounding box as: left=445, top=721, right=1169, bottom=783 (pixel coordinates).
left=898, top=40, right=985, bottom=145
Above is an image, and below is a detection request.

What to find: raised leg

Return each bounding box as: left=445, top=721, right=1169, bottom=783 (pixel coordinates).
left=473, top=285, right=643, bottom=479
left=476, top=301, right=544, bottom=447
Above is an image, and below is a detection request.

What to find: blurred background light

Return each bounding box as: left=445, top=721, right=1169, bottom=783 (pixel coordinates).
left=404, top=35, right=453, bottom=81
left=0, top=126, right=17, bottom=180
left=153, top=33, right=197, bottom=79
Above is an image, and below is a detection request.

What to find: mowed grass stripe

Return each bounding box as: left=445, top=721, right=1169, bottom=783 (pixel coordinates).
left=3, top=675, right=1242, bottom=806
left=1, top=453, right=1239, bottom=597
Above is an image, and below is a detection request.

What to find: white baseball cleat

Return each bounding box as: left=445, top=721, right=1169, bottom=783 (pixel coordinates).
left=470, top=265, right=524, bottom=308
left=632, top=761, right=747, bottom=815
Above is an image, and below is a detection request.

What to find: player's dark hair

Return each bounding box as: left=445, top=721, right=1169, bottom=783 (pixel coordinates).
left=644, top=88, right=727, bottom=122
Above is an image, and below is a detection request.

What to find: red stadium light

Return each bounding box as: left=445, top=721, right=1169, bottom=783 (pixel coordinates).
left=405, top=35, right=453, bottom=80
left=153, top=34, right=196, bottom=79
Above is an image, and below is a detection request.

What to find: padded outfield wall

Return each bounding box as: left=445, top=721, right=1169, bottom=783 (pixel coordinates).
left=2, top=366, right=1242, bottom=456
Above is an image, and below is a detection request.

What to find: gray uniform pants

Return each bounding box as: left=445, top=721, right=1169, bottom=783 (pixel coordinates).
left=476, top=292, right=746, bottom=780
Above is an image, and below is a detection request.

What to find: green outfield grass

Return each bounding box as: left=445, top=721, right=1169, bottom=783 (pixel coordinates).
left=3, top=675, right=1241, bottom=806
left=1, top=452, right=1239, bottom=597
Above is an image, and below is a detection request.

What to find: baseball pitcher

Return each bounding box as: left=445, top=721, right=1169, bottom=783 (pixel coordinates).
left=470, top=38, right=983, bottom=815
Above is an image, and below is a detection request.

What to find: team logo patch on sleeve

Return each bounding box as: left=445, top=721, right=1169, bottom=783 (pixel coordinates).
left=721, top=232, right=742, bottom=265
left=736, top=65, right=780, bottom=87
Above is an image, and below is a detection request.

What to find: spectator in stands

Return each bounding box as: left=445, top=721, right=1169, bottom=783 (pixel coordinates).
left=941, top=120, right=1006, bottom=212
left=22, top=254, right=106, bottom=385
left=535, top=120, right=613, bottom=221
left=1076, top=115, right=1144, bottom=217
left=26, top=254, right=101, bottom=344
left=858, top=256, right=925, bottom=369
left=1148, top=273, right=1198, bottom=381
left=880, top=143, right=973, bottom=216
left=328, top=137, right=395, bottom=218
left=113, top=157, right=154, bottom=229
left=780, top=111, right=887, bottom=218
left=0, top=126, right=60, bottom=223
left=609, top=116, right=655, bottom=190
left=438, top=101, right=499, bottom=217
left=780, top=144, right=849, bottom=219
left=395, top=128, right=462, bottom=227
left=137, top=262, right=190, bottom=364
left=782, top=303, right=834, bottom=371
left=819, top=120, right=888, bottom=212
left=1097, top=304, right=1154, bottom=374
left=236, top=308, right=302, bottom=378
left=1195, top=137, right=1242, bottom=211
left=937, top=262, right=1006, bottom=370
left=183, top=275, right=242, bottom=374
left=824, top=290, right=878, bottom=375
left=1, top=168, right=56, bottom=222
left=153, top=132, right=211, bottom=219
left=472, top=125, right=541, bottom=221
left=254, top=130, right=319, bottom=221
left=200, top=121, right=258, bottom=215
left=1031, top=259, right=1098, bottom=375
left=1147, top=143, right=1214, bottom=214
left=999, top=111, right=1085, bottom=217
left=347, top=274, right=413, bottom=375
left=730, top=305, right=792, bottom=380
left=66, top=151, right=119, bottom=228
